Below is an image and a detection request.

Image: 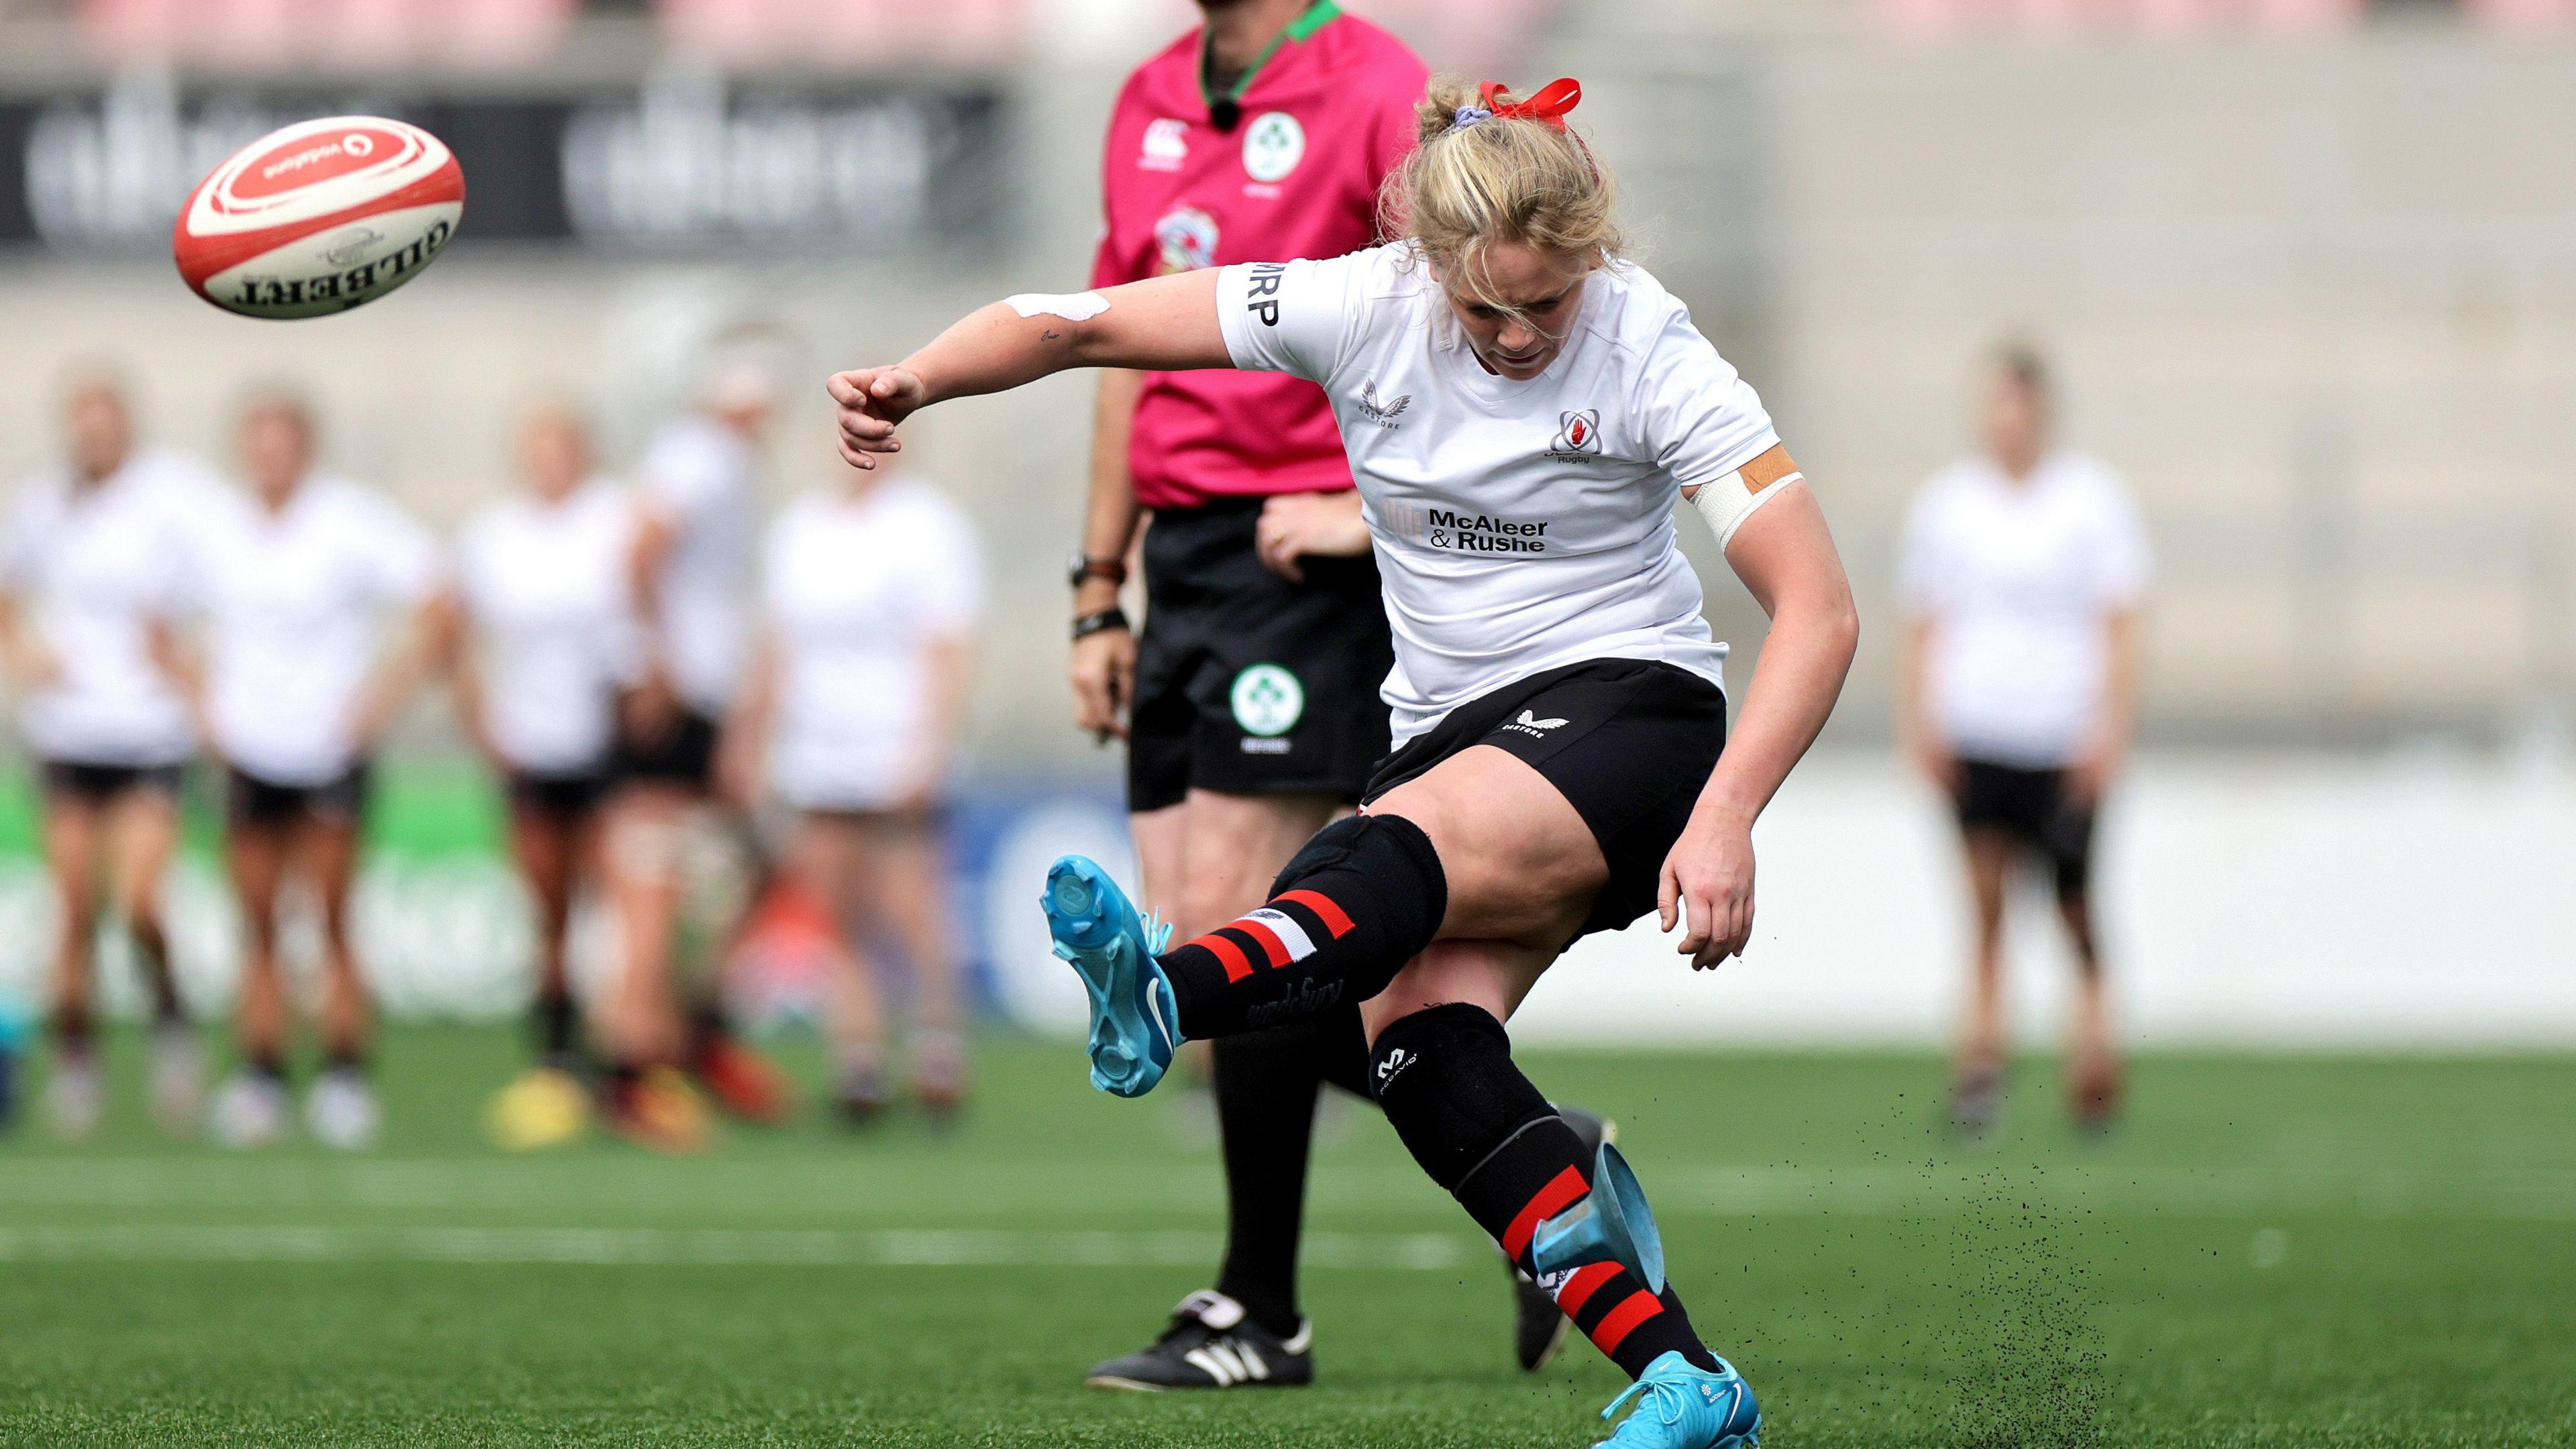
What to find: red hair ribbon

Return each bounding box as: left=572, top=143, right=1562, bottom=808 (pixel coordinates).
left=1478, top=78, right=1582, bottom=131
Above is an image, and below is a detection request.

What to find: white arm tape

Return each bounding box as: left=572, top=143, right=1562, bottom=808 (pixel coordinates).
left=1691, top=469, right=1801, bottom=551
left=1004, top=291, right=1110, bottom=322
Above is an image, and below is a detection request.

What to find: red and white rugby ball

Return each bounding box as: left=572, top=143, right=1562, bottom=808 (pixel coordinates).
left=174, top=116, right=464, bottom=320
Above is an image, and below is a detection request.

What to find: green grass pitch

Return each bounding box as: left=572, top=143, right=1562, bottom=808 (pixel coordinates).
left=1, top=1028, right=2569, bottom=1447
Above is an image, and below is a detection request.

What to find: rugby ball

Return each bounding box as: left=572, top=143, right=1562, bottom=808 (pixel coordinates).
left=173, top=116, right=464, bottom=320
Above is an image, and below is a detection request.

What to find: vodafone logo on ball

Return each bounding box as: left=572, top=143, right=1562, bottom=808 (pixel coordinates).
left=184, top=118, right=450, bottom=237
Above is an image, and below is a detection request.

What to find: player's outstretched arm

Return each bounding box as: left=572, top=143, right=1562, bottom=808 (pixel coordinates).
left=1659, top=456, right=1860, bottom=969
left=830, top=270, right=1227, bottom=470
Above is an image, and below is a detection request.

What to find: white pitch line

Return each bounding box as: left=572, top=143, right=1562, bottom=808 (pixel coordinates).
left=2, top=1159, right=2570, bottom=1220
left=0, top=1225, right=1475, bottom=1269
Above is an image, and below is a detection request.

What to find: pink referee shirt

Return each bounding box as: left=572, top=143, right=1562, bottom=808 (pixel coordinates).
left=1091, top=2, right=1428, bottom=511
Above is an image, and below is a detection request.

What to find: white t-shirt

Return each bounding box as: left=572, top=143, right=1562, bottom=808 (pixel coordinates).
left=1216, top=246, right=1781, bottom=743
left=1897, top=451, right=2151, bottom=767
left=189, top=476, right=443, bottom=785
left=1, top=450, right=215, bottom=766
left=761, top=479, right=983, bottom=812
left=635, top=414, right=757, bottom=716
left=457, top=480, right=635, bottom=775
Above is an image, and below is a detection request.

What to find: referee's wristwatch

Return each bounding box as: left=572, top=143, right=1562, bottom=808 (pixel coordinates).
left=1067, top=551, right=1128, bottom=589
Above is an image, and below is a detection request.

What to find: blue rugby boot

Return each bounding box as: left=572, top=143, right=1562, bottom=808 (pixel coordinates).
left=1042, top=855, right=1181, bottom=1097
left=1594, top=1350, right=1762, bottom=1449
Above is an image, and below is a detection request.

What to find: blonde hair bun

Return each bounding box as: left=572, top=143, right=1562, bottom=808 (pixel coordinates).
left=1382, top=74, right=1625, bottom=314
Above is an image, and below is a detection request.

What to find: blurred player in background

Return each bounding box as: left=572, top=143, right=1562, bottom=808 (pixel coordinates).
left=1070, top=0, right=1601, bottom=1390
left=0, top=372, right=213, bottom=1138
left=179, top=390, right=445, bottom=1149
left=1897, top=345, right=2151, bottom=1136
left=598, top=337, right=790, bottom=1147
left=723, top=464, right=983, bottom=1122
left=451, top=403, right=633, bottom=1150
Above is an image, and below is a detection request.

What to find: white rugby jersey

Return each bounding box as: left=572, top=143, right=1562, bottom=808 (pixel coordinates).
left=760, top=478, right=983, bottom=812
left=0, top=450, right=215, bottom=766
left=457, top=480, right=635, bottom=775
left=1898, top=450, right=2151, bottom=767
left=1216, top=246, right=1780, bottom=742
left=189, top=475, right=442, bottom=785
left=635, top=415, right=758, bottom=717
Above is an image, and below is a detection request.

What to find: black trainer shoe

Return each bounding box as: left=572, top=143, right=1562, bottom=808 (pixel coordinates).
left=1511, top=1105, right=1614, bottom=1372
left=1085, top=1290, right=1313, bottom=1391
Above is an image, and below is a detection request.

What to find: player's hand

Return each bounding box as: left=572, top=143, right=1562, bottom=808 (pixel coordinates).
left=2, top=639, right=64, bottom=691
left=1658, top=807, right=1756, bottom=970
left=345, top=685, right=401, bottom=753
left=827, top=367, right=926, bottom=470
left=1906, top=730, right=1959, bottom=795
left=1069, top=625, right=1136, bottom=742
left=2064, top=735, right=2121, bottom=806
left=714, top=727, right=763, bottom=812
left=1254, top=490, right=1371, bottom=582
left=621, top=667, right=682, bottom=746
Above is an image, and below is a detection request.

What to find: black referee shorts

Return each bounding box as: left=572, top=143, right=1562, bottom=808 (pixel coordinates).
left=1951, top=757, right=2097, bottom=899
left=1361, top=657, right=1729, bottom=942
left=1128, top=497, right=1395, bottom=814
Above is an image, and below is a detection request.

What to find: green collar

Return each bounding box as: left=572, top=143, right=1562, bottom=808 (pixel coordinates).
left=1200, top=0, right=1339, bottom=117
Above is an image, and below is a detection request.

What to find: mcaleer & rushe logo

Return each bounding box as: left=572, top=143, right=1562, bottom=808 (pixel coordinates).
left=1383, top=502, right=1552, bottom=555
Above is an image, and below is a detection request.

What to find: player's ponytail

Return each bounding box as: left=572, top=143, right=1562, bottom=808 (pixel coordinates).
left=1383, top=74, right=1625, bottom=315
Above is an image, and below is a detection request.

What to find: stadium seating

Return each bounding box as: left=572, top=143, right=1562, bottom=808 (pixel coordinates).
left=1879, top=0, right=2367, bottom=34
left=652, top=0, right=1027, bottom=66
left=78, top=0, right=579, bottom=65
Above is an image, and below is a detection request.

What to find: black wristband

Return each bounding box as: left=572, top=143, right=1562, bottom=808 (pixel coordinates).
left=1071, top=607, right=1131, bottom=642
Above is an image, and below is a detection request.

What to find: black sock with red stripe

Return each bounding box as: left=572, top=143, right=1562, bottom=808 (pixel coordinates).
left=1156, top=816, right=1445, bottom=1040
left=1371, top=1004, right=1721, bottom=1380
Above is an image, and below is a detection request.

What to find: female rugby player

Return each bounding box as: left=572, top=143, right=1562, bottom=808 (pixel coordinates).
left=830, top=78, right=1856, bottom=1449
left=451, top=403, right=633, bottom=1148
left=1897, top=347, right=2149, bottom=1135
left=1077, top=0, right=1597, bottom=1390
left=722, top=464, right=981, bottom=1121
left=181, top=391, right=445, bottom=1149
left=0, top=373, right=214, bottom=1138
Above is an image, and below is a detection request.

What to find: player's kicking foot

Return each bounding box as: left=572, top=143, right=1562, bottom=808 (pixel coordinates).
left=1040, top=855, right=1179, bottom=1097
left=1085, top=1291, right=1312, bottom=1391
left=1512, top=1105, right=1615, bottom=1370
left=1594, top=1350, right=1762, bottom=1449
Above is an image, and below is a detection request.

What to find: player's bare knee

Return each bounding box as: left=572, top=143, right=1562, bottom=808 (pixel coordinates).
left=607, top=810, right=688, bottom=883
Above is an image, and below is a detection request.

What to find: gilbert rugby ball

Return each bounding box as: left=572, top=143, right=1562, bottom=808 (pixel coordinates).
left=174, top=115, right=464, bottom=319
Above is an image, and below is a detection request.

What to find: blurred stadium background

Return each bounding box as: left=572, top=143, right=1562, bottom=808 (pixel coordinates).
left=5, top=0, right=2573, bottom=1049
